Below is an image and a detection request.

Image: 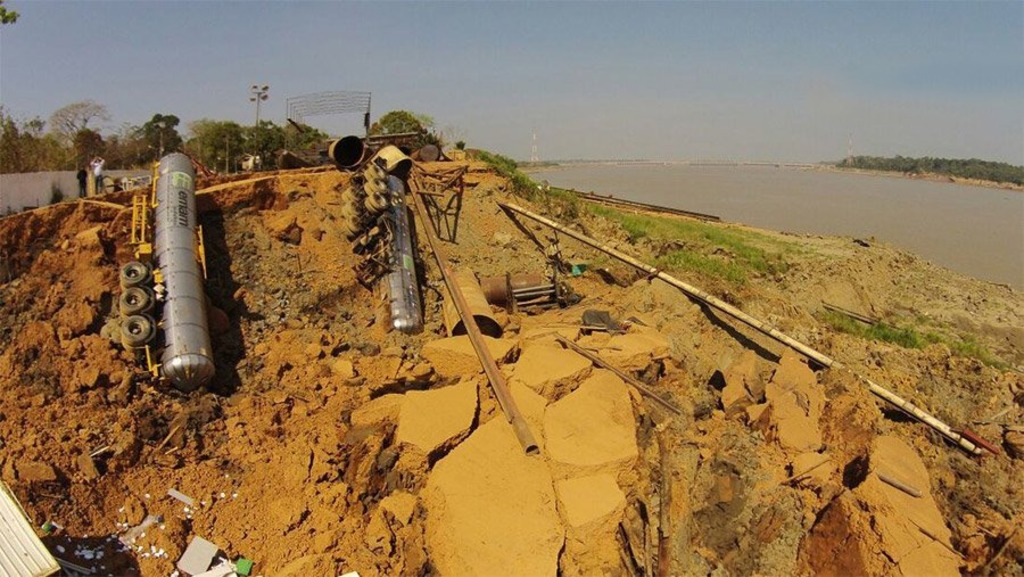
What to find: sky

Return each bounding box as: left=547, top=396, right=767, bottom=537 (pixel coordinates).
left=1, top=1, right=1022, bottom=164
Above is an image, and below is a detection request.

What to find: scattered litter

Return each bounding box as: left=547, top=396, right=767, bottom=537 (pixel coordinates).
left=234, top=557, right=254, bottom=576
left=580, top=309, right=623, bottom=334
left=168, top=488, right=196, bottom=507
left=177, top=536, right=221, bottom=576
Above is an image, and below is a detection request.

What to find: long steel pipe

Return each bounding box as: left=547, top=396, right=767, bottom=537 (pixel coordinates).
left=154, top=154, right=215, bottom=391
left=384, top=175, right=423, bottom=334
left=414, top=194, right=539, bottom=455
left=498, top=202, right=982, bottom=455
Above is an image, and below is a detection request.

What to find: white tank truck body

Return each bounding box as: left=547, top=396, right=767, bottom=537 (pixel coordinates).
left=152, top=153, right=215, bottom=390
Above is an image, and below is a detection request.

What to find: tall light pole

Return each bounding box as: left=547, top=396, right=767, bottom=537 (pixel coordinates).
left=249, top=84, right=269, bottom=127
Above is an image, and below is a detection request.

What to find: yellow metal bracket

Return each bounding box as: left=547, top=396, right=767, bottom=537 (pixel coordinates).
left=197, top=225, right=208, bottom=279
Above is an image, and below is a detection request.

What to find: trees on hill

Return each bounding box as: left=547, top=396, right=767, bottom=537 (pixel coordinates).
left=839, top=156, right=1024, bottom=186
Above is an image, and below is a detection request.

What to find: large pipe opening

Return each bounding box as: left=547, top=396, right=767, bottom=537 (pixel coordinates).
left=328, top=135, right=368, bottom=169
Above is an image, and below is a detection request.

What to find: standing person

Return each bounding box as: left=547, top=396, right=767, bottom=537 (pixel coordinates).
left=76, top=167, right=87, bottom=198
left=89, top=156, right=105, bottom=194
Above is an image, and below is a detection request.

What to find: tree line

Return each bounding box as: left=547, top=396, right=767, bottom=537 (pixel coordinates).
left=0, top=100, right=329, bottom=174
left=838, top=155, right=1024, bottom=186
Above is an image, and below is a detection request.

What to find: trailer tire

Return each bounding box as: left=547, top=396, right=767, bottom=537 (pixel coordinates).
left=120, top=261, right=152, bottom=289
left=120, top=286, right=155, bottom=317
left=121, top=314, right=156, bottom=348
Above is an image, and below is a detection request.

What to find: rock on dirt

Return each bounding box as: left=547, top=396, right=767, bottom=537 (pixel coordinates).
left=420, top=336, right=516, bottom=379
left=396, top=378, right=478, bottom=455
left=423, top=416, right=564, bottom=576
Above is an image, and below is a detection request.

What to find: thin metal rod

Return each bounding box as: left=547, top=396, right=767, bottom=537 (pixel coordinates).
left=555, top=335, right=681, bottom=416
left=499, top=202, right=981, bottom=455
left=415, top=196, right=540, bottom=455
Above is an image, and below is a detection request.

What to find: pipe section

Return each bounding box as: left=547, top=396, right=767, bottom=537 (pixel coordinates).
left=384, top=175, right=423, bottom=334
left=154, top=153, right=215, bottom=391
left=442, top=270, right=503, bottom=338
left=328, top=135, right=368, bottom=169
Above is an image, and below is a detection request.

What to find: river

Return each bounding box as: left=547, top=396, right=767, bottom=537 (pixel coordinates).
left=532, top=164, right=1024, bottom=289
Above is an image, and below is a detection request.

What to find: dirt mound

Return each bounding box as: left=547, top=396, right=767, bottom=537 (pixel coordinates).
left=1, top=159, right=1022, bottom=575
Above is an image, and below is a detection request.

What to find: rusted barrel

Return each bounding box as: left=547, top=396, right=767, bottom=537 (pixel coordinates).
left=443, top=269, right=502, bottom=338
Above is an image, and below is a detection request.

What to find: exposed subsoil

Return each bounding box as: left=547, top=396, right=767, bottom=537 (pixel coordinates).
left=1, top=159, right=1022, bottom=576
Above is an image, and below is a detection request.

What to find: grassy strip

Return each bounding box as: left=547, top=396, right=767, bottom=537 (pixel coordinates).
left=476, top=151, right=582, bottom=217
left=587, top=204, right=792, bottom=286
left=821, top=310, right=1006, bottom=368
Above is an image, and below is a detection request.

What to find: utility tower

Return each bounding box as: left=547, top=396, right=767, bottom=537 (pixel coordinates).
left=847, top=133, right=854, bottom=165
left=530, top=132, right=539, bottom=162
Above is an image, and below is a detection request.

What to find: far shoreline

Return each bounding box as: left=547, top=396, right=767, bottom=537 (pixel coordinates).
left=523, top=161, right=1024, bottom=193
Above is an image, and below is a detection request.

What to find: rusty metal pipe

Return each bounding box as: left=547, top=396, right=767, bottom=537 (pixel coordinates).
left=328, top=135, right=368, bottom=169
left=413, top=195, right=539, bottom=455
left=442, top=269, right=502, bottom=338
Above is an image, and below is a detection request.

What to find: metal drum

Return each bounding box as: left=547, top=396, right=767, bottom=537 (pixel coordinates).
left=153, top=153, right=215, bottom=391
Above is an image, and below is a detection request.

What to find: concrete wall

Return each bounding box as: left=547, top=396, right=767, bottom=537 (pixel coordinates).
left=0, top=170, right=149, bottom=214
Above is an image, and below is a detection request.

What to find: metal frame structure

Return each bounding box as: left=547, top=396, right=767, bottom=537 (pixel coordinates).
left=286, top=91, right=372, bottom=135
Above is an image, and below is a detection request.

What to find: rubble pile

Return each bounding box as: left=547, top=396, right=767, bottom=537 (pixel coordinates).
left=0, top=155, right=1022, bottom=576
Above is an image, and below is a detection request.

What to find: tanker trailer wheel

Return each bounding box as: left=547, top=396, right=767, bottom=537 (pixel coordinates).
left=119, top=286, right=155, bottom=317
left=120, top=314, right=156, bottom=348
left=119, top=261, right=152, bottom=289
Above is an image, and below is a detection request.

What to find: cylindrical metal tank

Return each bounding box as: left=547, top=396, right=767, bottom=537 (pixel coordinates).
left=153, top=153, right=215, bottom=391
left=444, top=270, right=503, bottom=338
left=384, top=175, right=424, bottom=334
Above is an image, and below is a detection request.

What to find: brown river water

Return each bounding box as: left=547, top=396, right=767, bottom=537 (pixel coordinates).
left=533, top=164, right=1024, bottom=289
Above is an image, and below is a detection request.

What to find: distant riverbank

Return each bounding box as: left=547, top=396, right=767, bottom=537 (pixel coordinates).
left=529, top=163, right=1024, bottom=289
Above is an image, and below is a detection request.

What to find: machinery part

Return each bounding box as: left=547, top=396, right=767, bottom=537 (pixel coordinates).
left=372, top=145, right=413, bottom=178
left=153, top=153, right=215, bottom=392
left=328, top=135, right=368, bottom=170
left=383, top=176, right=423, bottom=334
left=363, top=178, right=387, bottom=197
left=364, top=163, right=386, bottom=181
left=119, top=286, right=155, bottom=317
left=364, top=192, right=388, bottom=213
left=412, top=192, right=538, bottom=455
left=443, top=269, right=503, bottom=338
left=498, top=201, right=984, bottom=456
left=119, top=261, right=152, bottom=289
left=480, top=273, right=548, bottom=308
left=121, top=314, right=156, bottom=348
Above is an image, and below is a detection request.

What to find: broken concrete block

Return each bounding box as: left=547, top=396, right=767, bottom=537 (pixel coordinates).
left=509, top=344, right=592, bottom=399
left=379, top=491, right=417, bottom=527
left=396, top=379, right=478, bottom=455
left=555, top=473, right=626, bottom=528
left=720, top=350, right=763, bottom=416
left=598, top=327, right=671, bottom=372
left=544, top=370, right=638, bottom=474
left=76, top=453, right=100, bottom=480
left=420, top=336, right=516, bottom=379
left=423, top=415, right=563, bottom=577
left=803, top=435, right=959, bottom=577
left=16, top=461, right=57, bottom=483
left=766, top=351, right=825, bottom=453
left=350, top=394, right=403, bottom=429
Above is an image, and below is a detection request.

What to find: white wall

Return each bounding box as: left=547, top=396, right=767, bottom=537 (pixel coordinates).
left=0, top=170, right=149, bottom=213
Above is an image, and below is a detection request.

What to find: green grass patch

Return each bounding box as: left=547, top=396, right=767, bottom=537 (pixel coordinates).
left=477, top=152, right=582, bottom=217
left=821, top=311, right=1006, bottom=368
left=587, top=204, right=793, bottom=285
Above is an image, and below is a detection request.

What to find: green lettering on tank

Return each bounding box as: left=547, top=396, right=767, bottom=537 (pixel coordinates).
left=171, top=172, right=193, bottom=190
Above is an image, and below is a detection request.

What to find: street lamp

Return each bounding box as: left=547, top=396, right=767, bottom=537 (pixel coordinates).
left=249, top=84, right=269, bottom=127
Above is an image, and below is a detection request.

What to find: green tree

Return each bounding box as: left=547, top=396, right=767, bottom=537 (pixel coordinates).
left=186, top=119, right=246, bottom=173
left=0, top=0, right=18, bottom=24
left=0, top=107, right=66, bottom=172
left=369, top=110, right=434, bottom=136
left=141, top=113, right=183, bottom=159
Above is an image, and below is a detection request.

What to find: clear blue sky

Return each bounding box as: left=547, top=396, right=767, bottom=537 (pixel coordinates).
left=1, top=1, right=1022, bottom=163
